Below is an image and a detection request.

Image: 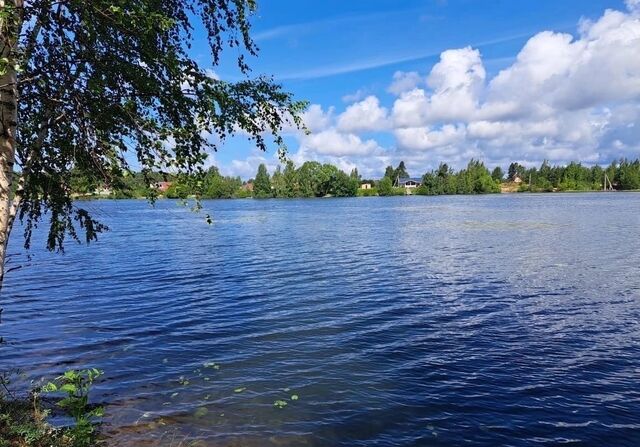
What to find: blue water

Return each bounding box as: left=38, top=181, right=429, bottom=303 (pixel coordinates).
left=1, top=194, right=640, bottom=446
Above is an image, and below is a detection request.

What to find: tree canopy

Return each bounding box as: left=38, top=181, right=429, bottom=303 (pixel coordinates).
left=0, top=0, right=306, bottom=276
left=419, top=160, right=499, bottom=195
left=253, top=163, right=272, bottom=198
left=251, top=161, right=359, bottom=199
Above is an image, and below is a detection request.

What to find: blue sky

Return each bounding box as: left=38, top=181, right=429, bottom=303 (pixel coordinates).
left=196, top=0, right=640, bottom=179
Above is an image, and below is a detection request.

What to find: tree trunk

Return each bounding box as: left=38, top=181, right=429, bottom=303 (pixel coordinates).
left=0, top=0, right=22, bottom=286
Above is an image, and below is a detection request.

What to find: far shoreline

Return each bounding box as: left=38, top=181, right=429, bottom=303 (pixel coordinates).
left=73, top=189, right=640, bottom=202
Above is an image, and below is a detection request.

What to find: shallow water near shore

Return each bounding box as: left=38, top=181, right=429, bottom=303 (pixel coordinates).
left=2, top=194, right=640, bottom=446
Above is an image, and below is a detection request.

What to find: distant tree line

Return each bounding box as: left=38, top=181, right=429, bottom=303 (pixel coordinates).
left=253, top=161, right=360, bottom=198
left=69, top=158, right=640, bottom=199
left=418, top=160, right=499, bottom=195
left=503, top=159, right=640, bottom=192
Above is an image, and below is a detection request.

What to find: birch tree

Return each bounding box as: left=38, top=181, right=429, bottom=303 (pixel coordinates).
left=0, top=0, right=305, bottom=284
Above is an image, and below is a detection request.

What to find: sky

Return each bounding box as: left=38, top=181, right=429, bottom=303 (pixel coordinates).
left=198, top=0, right=640, bottom=179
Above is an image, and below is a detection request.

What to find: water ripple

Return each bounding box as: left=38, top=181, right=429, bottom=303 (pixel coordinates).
left=1, top=194, right=640, bottom=446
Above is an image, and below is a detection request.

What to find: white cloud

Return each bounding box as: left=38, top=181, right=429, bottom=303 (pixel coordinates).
left=627, top=0, right=640, bottom=14
left=391, top=89, right=431, bottom=128
left=301, top=104, right=334, bottom=133
left=388, top=71, right=422, bottom=95
left=395, top=125, right=466, bottom=151
left=337, top=96, right=389, bottom=133
left=301, top=129, right=384, bottom=156
left=392, top=47, right=485, bottom=126
left=220, top=153, right=276, bottom=179
left=386, top=6, right=640, bottom=168
left=342, top=89, right=368, bottom=103
left=225, top=4, right=640, bottom=178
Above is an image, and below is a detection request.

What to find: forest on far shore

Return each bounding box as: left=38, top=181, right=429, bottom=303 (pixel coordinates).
left=70, top=158, right=640, bottom=200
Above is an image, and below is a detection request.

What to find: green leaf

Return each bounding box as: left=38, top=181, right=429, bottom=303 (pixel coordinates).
left=90, top=407, right=105, bottom=418
left=291, top=394, right=299, bottom=401
left=273, top=400, right=288, bottom=409
left=42, top=382, right=58, bottom=392
left=60, top=383, right=77, bottom=394
left=233, top=387, right=246, bottom=393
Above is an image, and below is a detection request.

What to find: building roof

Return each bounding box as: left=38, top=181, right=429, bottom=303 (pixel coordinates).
left=397, top=177, right=422, bottom=185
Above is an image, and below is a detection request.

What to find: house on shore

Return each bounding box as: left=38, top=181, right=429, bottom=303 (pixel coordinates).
left=241, top=181, right=254, bottom=193
left=94, top=184, right=113, bottom=196
left=360, top=183, right=372, bottom=190
left=155, top=181, right=173, bottom=193
left=395, top=177, right=422, bottom=194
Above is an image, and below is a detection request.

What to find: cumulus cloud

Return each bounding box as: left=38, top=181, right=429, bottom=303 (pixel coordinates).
left=388, top=5, right=640, bottom=167
left=301, top=104, right=334, bottom=133
left=342, top=89, right=369, bottom=103
left=225, top=3, right=640, bottom=178
left=300, top=128, right=384, bottom=156
left=220, top=153, right=276, bottom=179
left=337, top=96, right=390, bottom=133
left=392, top=47, right=485, bottom=127
left=625, top=0, right=640, bottom=14
left=395, top=124, right=466, bottom=151
left=388, top=71, right=422, bottom=95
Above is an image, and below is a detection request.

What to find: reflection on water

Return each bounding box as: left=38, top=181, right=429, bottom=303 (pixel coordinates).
left=2, top=194, right=640, bottom=446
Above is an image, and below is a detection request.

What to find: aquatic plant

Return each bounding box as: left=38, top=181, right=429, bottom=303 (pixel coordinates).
left=40, top=369, right=104, bottom=447
left=273, top=400, right=288, bottom=409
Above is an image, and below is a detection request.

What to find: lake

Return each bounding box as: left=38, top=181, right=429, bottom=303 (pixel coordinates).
left=1, top=194, right=640, bottom=446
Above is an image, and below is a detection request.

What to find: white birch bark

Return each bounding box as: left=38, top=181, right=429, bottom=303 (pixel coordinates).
left=0, top=0, right=22, bottom=284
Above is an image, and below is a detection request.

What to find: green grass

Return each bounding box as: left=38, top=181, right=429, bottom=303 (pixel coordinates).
left=0, top=396, right=71, bottom=447
left=1, top=369, right=103, bottom=447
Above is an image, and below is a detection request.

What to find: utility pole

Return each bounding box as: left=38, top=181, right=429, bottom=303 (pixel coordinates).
left=603, top=173, right=613, bottom=191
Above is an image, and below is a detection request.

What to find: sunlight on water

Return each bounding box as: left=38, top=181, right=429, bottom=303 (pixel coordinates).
left=2, top=194, right=640, bottom=446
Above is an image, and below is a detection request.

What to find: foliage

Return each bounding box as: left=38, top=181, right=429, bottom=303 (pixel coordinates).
left=356, top=188, right=378, bottom=197
left=394, top=161, right=409, bottom=180
left=42, top=369, right=104, bottom=447
left=382, top=161, right=409, bottom=185
left=376, top=177, right=394, bottom=196
left=202, top=167, right=243, bottom=199
left=456, top=160, right=501, bottom=194
left=508, top=162, right=526, bottom=180
left=67, top=157, right=640, bottom=200
left=4, top=0, right=306, bottom=253
left=273, top=399, right=287, bottom=409
left=0, top=369, right=103, bottom=447
left=617, top=159, right=640, bottom=190
left=502, top=158, right=640, bottom=192
left=491, top=166, right=504, bottom=182
left=418, top=160, right=499, bottom=195
left=253, top=164, right=272, bottom=198
left=0, top=397, right=64, bottom=447
left=165, top=182, right=191, bottom=199
left=255, top=161, right=359, bottom=198
left=384, top=166, right=395, bottom=180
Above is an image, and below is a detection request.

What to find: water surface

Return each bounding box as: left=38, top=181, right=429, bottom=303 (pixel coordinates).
left=2, top=194, right=640, bottom=446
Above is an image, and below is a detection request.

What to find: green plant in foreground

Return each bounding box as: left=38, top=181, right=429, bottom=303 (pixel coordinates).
left=0, top=397, right=59, bottom=447
left=42, top=369, right=104, bottom=446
